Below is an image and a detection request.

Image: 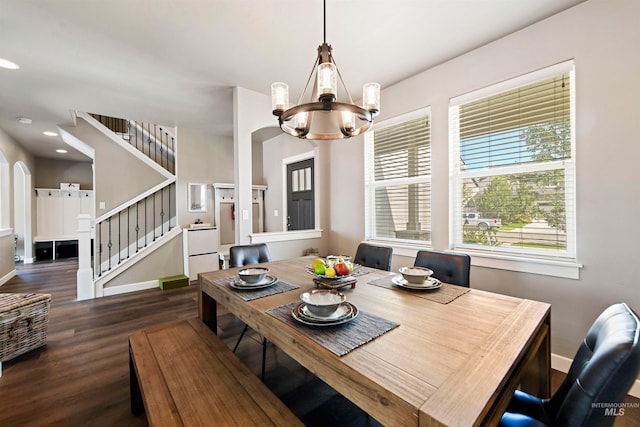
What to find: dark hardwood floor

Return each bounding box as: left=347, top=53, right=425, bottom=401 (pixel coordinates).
left=0, top=259, right=638, bottom=426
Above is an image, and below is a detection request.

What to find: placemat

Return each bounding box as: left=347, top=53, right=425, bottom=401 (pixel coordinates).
left=352, top=266, right=376, bottom=277
left=267, top=302, right=399, bottom=357
left=367, top=276, right=469, bottom=304
left=214, top=277, right=299, bottom=301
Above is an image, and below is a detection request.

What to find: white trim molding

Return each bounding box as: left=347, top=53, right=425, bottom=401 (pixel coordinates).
left=552, top=353, right=640, bottom=398
left=250, top=229, right=322, bottom=244
left=0, top=269, right=16, bottom=286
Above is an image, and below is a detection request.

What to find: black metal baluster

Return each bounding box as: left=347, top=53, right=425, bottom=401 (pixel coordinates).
left=127, top=205, right=130, bottom=259
left=118, top=211, right=121, bottom=264
left=152, top=192, right=156, bottom=241
left=97, top=221, right=102, bottom=277
left=160, top=186, right=165, bottom=236
left=135, top=202, right=140, bottom=253
left=154, top=124, right=158, bottom=164
left=168, top=182, right=172, bottom=231
left=107, top=217, right=112, bottom=272
left=144, top=197, right=147, bottom=248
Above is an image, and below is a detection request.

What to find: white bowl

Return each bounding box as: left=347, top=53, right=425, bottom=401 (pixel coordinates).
left=238, top=267, right=269, bottom=284
left=300, top=289, right=346, bottom=317
left=399, top=266, right=433, bottom=284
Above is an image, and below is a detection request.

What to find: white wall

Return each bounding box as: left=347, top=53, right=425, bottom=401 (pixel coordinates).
left=328, top=0, right=640, bottom=359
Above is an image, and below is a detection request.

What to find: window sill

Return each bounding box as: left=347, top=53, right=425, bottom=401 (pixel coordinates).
left=465, top=250, right=582, bottom=279
left=368, top=239, right=582, bottom=280
left=250, top=229, right=323, bottom=244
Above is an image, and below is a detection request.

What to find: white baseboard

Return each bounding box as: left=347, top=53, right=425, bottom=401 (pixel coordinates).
left=102, top=280, right=158, bottom=297
left=23, top=257, right=35, bottom=264
left=0, top=269, right=16, bottom=286
left=552, top=353, right=640, bottom=398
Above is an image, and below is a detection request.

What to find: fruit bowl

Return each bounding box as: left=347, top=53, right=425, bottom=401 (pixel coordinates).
left=300, top=289, right=346, bottom=317
left=306, top=256, right=355, bottom=279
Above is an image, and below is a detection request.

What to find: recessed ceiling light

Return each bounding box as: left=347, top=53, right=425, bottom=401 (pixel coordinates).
left=43, top=131, right=58, bottom=137
left=0, top=58, right=20, bottom=70
left=17, top=117, right=33, bottom=125
left=56, top=149, right=68, bottom=154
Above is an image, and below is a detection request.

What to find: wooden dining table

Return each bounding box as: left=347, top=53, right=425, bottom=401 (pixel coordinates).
left=198, top=256, right=550, bottom=427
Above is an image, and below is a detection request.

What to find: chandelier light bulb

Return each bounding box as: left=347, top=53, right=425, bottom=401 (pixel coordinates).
left=271, top=82, right=289, bottom=112
left=317, top=62, right=337, bottom=99
left=363, top=82, right=380, bottom=112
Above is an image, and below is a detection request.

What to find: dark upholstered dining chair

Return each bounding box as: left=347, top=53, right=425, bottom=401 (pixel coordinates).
left=353, top=243, right=393, bottom=271
left=229, top=243, right=271, bottom=268
left=500, top=302, right=640, bottom=427
left=228, top=243, right=272, bottom=380
left=413, top=249, right=470, bottom=287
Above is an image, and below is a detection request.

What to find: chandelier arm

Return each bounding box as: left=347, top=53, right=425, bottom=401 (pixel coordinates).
left=298, top=56, right=320, bottom=105
left=332, top=55, right=355, bottom=105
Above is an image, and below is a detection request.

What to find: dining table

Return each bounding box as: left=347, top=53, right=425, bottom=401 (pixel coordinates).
left=198, top=256, right=550, bottom=427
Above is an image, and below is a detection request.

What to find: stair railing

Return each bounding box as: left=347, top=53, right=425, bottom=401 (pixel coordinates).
left=89, top=114, right=176, bottom=174
left=94, top=182, right=176, bottom=278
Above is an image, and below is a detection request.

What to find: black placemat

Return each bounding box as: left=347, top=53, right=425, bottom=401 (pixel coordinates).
left=367, top=276, right=469, bottom=304
left=267, top=302, right=399, bottom=357
left=214, top=277, right=299, bottom=301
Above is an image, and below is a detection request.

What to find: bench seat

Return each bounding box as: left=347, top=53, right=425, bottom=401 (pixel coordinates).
left=129, top=317, right=303, bottom=426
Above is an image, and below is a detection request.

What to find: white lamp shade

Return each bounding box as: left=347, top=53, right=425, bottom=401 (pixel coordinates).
left=317, top=63, right=337, bottom=98
left=363, top=82, right=380, bottom=111
left=294, top=112, right=309, bottom=130
left=340, top=111, right=355, bottom=131
left=271, top=82, right=289, bottom=111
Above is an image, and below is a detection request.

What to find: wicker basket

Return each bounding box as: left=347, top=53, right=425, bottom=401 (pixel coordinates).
left=0, top=293, right=52, bottom=362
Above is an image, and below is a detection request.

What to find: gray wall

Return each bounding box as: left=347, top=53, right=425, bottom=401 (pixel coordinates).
left=34, top=157, right=92, bottom=189
left=328, top=0, right=640, bottom=360
left=0, top=128, right=35, bottom=281
left=176, top=127, right=234, bottom=228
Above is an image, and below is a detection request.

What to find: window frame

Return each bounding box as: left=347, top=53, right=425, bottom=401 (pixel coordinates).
left=364, top=107, right=432, bottom=245
left=448, top=61, right=580, bottom=277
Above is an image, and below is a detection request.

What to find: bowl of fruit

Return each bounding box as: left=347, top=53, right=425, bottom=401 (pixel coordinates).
left=308, top=256, right=353, bottom=279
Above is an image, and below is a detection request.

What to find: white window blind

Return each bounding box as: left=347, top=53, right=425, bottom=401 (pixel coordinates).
left=450, top=62, right=575, bottom=259
left=365, top=109, right=431, bottom=243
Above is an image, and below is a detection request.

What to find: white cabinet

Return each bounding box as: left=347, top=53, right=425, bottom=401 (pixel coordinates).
left=183, top=227, right=219, bottom=282
left=36, top=188, right=94, bottom=239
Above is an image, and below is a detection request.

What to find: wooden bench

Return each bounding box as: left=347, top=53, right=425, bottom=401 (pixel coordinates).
left=129, top=318, right=303, bottom=426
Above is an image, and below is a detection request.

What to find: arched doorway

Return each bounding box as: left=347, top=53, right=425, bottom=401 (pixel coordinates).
left=13, top=161, right=33, bottom=263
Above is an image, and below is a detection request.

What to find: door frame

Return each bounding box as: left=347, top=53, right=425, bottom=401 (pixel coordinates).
left=281, top=150, right=319, bottom=232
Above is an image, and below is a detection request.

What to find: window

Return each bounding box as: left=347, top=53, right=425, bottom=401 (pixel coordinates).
left=450, top=61, right=575, bottom=259
left=365, top=108, right=431, bottom=243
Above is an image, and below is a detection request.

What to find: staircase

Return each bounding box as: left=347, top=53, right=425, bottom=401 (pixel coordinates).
left=68, top=112, right=180, bottom=298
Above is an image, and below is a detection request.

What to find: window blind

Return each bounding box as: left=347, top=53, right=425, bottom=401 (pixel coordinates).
left=365, top=112, right=431, bottom=242
left=450, top=65, right=575, bottom=258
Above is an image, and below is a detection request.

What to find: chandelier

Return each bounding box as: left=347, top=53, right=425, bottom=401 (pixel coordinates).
left=271, top=0, right=380, bottom=140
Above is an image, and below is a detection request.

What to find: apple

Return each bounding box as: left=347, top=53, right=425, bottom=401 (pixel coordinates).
left=334, top=262, right=350, bottom=276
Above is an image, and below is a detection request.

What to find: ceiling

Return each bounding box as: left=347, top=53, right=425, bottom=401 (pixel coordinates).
left=0, top=0, right=586, bottom=162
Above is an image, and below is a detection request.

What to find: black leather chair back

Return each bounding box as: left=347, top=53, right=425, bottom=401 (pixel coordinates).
left=353, top=243, right=392, bottom=271
left=501, top=302, right=640, bottom=427
left=413, top=250, right=470, bottom=287
left=229, top=244, right=271, bottom=268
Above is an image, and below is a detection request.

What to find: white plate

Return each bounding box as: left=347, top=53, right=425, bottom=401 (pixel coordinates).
left=230, top=275, right=278, bottom=290
left=300, top=302, right=353, bottom=321
left=291, top=302, right=358, bottom=326
left=392, top=275, right=442, bottom=290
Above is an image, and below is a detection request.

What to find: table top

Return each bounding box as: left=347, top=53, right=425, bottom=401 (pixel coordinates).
left=198, top=256, right=550, bottom=427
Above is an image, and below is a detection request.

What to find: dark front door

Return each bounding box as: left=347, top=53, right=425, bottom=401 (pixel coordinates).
left=287, top=158, right=314, bottom=230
